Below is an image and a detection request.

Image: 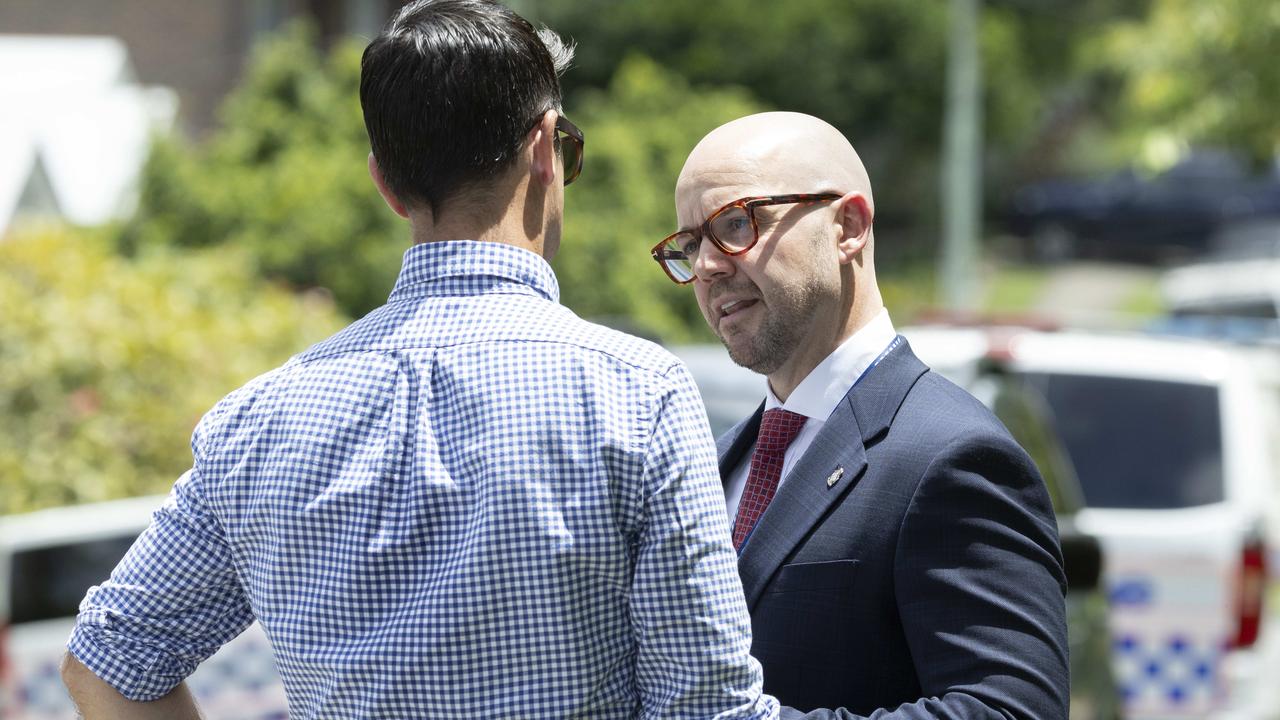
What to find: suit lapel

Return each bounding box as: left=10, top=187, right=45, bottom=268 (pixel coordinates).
left=730, top=339, right=929, bottom=610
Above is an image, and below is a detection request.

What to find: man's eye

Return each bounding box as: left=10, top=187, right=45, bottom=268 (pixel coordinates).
left=680, top=237, right=701, bottom=255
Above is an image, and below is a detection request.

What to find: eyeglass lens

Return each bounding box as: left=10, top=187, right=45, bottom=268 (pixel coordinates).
left=656, top=205, right=756, bottom=281
left=559, top=133, right=582, bottom=186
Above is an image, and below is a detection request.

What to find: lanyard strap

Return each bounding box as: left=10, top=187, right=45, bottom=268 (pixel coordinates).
left=852, top=334, right=904, bottom=388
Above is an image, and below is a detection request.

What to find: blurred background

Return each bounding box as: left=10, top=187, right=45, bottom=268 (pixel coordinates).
left=1, top=1, right=1278, bottom=719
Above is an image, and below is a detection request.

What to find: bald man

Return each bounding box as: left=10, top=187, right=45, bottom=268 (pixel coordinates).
left=650, top=112, right=1070, bottom=718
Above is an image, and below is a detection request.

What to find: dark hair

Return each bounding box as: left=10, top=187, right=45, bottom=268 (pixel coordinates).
left=360, top=0, right=573, bottom=213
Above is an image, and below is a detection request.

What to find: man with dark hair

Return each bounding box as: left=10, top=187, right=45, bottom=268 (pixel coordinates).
left=61, top=2, right=777, bottom=718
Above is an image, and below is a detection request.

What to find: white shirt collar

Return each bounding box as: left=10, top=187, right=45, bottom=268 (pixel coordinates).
left=764, top=308, right=896, bottom=421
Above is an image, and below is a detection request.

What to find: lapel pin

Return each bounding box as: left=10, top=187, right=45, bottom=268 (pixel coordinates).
left=826, top=467, right=844, bottom=488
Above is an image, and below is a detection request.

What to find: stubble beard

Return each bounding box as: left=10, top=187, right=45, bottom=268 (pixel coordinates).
left=718, top=276, right=827, bottom=376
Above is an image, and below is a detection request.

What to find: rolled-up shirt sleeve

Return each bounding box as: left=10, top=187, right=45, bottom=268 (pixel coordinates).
left=66, top=467, right=253, bottom=701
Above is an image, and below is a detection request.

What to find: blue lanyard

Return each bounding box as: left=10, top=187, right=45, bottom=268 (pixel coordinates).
left=852, top=334, right=904, bottom=388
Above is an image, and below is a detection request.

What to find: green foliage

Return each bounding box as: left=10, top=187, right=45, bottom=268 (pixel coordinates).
left=0, top=227, right=345, bottom=515
left=530, top=0, right=1151, bottom=235
left=553, top=56, right=764, bottom=342
left=534, top=0, right=949, bottom=148
left=1096, top=0, right=1280, bottom=167
left=534, top=0, right=950, bottom=233
left=119, top=23, right=406, bottom=318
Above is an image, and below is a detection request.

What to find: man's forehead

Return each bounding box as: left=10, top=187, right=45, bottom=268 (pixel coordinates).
left=680, top=135, right=814, bottom=187
left=679, top=166, right=757, bottom=199
left=675, top=161, right=814, bottom=223
left=676, top=154, right=777, bottom=206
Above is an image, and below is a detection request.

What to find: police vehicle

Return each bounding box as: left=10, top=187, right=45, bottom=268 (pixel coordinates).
left=905, top=325, right=1280, bottom=720
left=0, top=495, right=288, bottom=719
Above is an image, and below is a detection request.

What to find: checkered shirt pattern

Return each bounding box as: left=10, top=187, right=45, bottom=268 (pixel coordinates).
left=68, top=240, right=777, bottom=720
left=731, top=409, right=807, bottom=550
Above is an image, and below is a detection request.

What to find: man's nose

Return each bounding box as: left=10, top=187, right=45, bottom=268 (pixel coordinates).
left=694, top=239, right=735, bottom=282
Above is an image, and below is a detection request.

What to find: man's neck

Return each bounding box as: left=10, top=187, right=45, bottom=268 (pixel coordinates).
left=406, top=171, right=553, bottom=258
left=409, top=206, right=546, bottom=257
left=768, top=300, right=885, bottom=402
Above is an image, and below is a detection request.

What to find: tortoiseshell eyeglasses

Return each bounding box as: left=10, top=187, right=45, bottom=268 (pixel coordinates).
left=650, top=193, right=841, bottom=284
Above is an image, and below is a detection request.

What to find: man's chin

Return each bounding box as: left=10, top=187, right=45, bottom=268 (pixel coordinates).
left=722, top=338, right=780, bottom=376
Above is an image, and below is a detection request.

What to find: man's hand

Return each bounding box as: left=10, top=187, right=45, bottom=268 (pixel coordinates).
left=60, top=653, right=203, bottom=720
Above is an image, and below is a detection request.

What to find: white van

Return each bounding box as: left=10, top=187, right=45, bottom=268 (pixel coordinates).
left=1161, top=258, right=1280, bottom=341
left=0, top=495, right=288, bottom=719
left=906, top=325, right=1280, bottom=720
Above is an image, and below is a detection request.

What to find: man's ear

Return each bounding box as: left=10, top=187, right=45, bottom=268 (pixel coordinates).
left=529, top=109, right=558, bottom=189
left=369, top=153, right=410, bottom=219
left=835, top=192, right=873, bottom=264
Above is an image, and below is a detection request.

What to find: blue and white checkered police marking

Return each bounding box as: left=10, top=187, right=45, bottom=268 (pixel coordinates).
left=1113, top=632, right=1222, bottom=710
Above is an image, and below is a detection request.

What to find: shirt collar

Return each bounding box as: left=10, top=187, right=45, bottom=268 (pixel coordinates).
left=388, top=240, right=561, bottom=304
left=764, top=308, right=897, bottom=420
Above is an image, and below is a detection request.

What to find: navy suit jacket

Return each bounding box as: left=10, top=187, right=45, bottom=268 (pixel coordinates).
left=718, top=339, right=1070, bottom=719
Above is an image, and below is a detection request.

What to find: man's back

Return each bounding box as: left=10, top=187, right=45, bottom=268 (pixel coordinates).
left=69, top=242, right=772, bottom=718
left=63, top=3, right=777, bottom=717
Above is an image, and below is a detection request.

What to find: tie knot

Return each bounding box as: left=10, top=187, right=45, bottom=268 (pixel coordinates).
left=757, top=408, right=807, bottom=454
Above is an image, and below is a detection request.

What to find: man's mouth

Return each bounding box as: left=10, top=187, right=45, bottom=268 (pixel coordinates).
left=718, top=298, right=759, bottom=321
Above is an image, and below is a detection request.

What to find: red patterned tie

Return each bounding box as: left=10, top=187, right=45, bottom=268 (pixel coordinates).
left=732, top=408, right=808, bottom=550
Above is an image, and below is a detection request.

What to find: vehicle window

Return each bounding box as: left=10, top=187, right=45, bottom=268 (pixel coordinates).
left=1021, top=373, right=1223, bottom=509
left=1173, top=301, right=1279, bottom=320
left=986, top=376, right=1083, bottom=515
left=8, top=535, right=138, bottom=624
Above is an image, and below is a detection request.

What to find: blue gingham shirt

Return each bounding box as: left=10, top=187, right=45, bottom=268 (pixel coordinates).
left=69, top=240, right=777, bottom=719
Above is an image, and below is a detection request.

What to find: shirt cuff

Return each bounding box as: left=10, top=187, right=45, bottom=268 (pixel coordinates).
left=67, top=613, right=190, bottom=702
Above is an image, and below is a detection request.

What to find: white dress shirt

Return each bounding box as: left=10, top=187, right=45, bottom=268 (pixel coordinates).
left=725, top=308, right=897, bottom=518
